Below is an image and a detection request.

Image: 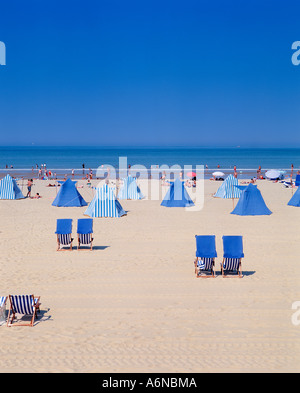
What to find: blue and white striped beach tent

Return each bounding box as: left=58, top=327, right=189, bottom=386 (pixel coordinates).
left=84, top=183, right=126, bottom=218
left=214, top=174, right=241, bottom=199
left=0, top=174, right=24, bottom=200
left=118, top=176, right=144, bottom=200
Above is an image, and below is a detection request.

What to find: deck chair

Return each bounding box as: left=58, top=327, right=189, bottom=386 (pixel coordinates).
left=194, top=235, right=217, bottom=277
left=55, top=219, right=73, bottom=251
left=221, top=236, right=244, bottom=277
left=0, top=296, right=7, bottom=325
left=7, top=295, right=41, bottom=327
left=77, top=218, right=94, bottom=250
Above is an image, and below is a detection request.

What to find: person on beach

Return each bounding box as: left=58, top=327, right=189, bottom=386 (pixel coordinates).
left=233, top=165, right=237, bottom=178
left=71, top=169, right=74, bottom=179
left=257, top=165, right=262, bottom=179
left=161, top=171, right=166, bottom=185
left=26, top=179, right=33, bottom=198
left=32, top=193, right=42, bottom=199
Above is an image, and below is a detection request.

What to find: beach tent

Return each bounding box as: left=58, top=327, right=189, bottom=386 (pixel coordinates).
left=0, top=174, right=24, bottom=200
left=231, top=183, right=272, bottom=216
left=118, top=176, right=144, bottom=200
left=214, top=174, right=241, bottom=199
left=161, top=178, right=194, bottom=207
left=84, top=183, right=126, bottom=218
left=52, top=178, right=87, bottom=207
left=287, top=186, right=300, bottom=207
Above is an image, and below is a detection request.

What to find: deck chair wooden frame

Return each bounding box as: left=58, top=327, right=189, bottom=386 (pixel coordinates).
left=7, top=295, right=41, bottom=327
left=194, top=257, right=216, bottom=278
left=77, top=233, right=93, bottom=251
left=220, top=258, right=243, bottom=278
left=56, top=234, right=73, bottom=251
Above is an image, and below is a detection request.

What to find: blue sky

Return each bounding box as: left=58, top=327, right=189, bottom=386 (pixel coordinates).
left=0, top=0, right=299, bottom=147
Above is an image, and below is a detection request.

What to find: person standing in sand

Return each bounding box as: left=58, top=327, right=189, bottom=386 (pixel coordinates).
left=233, top=165, right=237, bottom=178
left=26, top=179, right=33, bottom=198
left=257, top=165, right=262, bottom=179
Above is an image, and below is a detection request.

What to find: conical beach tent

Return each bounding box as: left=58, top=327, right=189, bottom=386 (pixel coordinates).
left=287, top=186, right=300, bottom=207
left=214, top=174, right=241, bottom=198
left=118, top=176, right=144, bottom=200
left=161, top=178, right=194, bottom=207
left=231, top=183, right=272, bottom=215
left=0, top=174, right=24, bottom=200
left=52, top=178, right=87, bottom=207
left=84, top=183, right=126, bottom=217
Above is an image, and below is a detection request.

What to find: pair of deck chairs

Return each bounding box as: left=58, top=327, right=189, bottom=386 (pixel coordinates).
left=0, top=295, right=41, bottom=327
left=55, top=218, right=94, bottom=251
left=194, top=235, right=244, bottom=278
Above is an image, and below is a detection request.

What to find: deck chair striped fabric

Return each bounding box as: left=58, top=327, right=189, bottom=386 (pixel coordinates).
left=55, top=219, right=73, bottom=251
left=221, top=236, right=244, bottom=277
left=77, top=218, right=93, bottom=250
left=0, top=297, right=7, bottom=308
left=7, top=295, right=41, bottom=327
left=0, top=296, right=7, bottom=325
left=194, top=235, right=217, bottom=277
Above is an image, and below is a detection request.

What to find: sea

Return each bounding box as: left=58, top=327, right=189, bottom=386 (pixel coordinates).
left=0, top=146, right=299, bottom=180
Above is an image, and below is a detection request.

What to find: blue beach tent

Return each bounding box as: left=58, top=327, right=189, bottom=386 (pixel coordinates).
left=287, top=186, right=300, bottom=207
left=214, top=174, right=241, bottom=199
left=84, top=183, right=126, bottom=218
left=0, top=174, right=24, bottom=200
left=52, top=178, right=87, bottom=207
left=161, top=178, right=194, bottom=207
left=118, top=176, right=144, bottom=200
left=231, top=183, right=272, bottom=216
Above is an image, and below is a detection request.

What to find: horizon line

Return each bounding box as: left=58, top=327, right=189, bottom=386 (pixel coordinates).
left=1, top=145, right=300, bottom=149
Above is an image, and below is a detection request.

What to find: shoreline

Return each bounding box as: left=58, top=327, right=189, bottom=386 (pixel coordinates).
left=0, top=167, right=295, bottom=181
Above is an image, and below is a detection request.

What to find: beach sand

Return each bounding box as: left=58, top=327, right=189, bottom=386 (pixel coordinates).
left=0, top=178, right=299, bottom=373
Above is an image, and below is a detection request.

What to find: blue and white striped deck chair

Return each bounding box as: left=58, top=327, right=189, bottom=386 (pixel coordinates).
left=194, top=235, right=217, bottom=278
left=0, top=296, right=7, bottom=325
left=221, top=236, right=244, bottom=278
left=77, top=218, right=94, bottom=250
left=7, top=295, right=41, bottom=327
left=55, top=219, right=73, bottom=251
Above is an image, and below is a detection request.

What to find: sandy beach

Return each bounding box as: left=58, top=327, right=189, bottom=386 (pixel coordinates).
left=0, top=178, right=299, bottom=373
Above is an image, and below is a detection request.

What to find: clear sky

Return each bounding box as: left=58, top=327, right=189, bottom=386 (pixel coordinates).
left=0, top=0, right=299, bottom=147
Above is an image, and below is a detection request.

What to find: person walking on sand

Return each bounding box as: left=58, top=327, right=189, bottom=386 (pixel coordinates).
left=26, top=179, right=33, bottom=198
